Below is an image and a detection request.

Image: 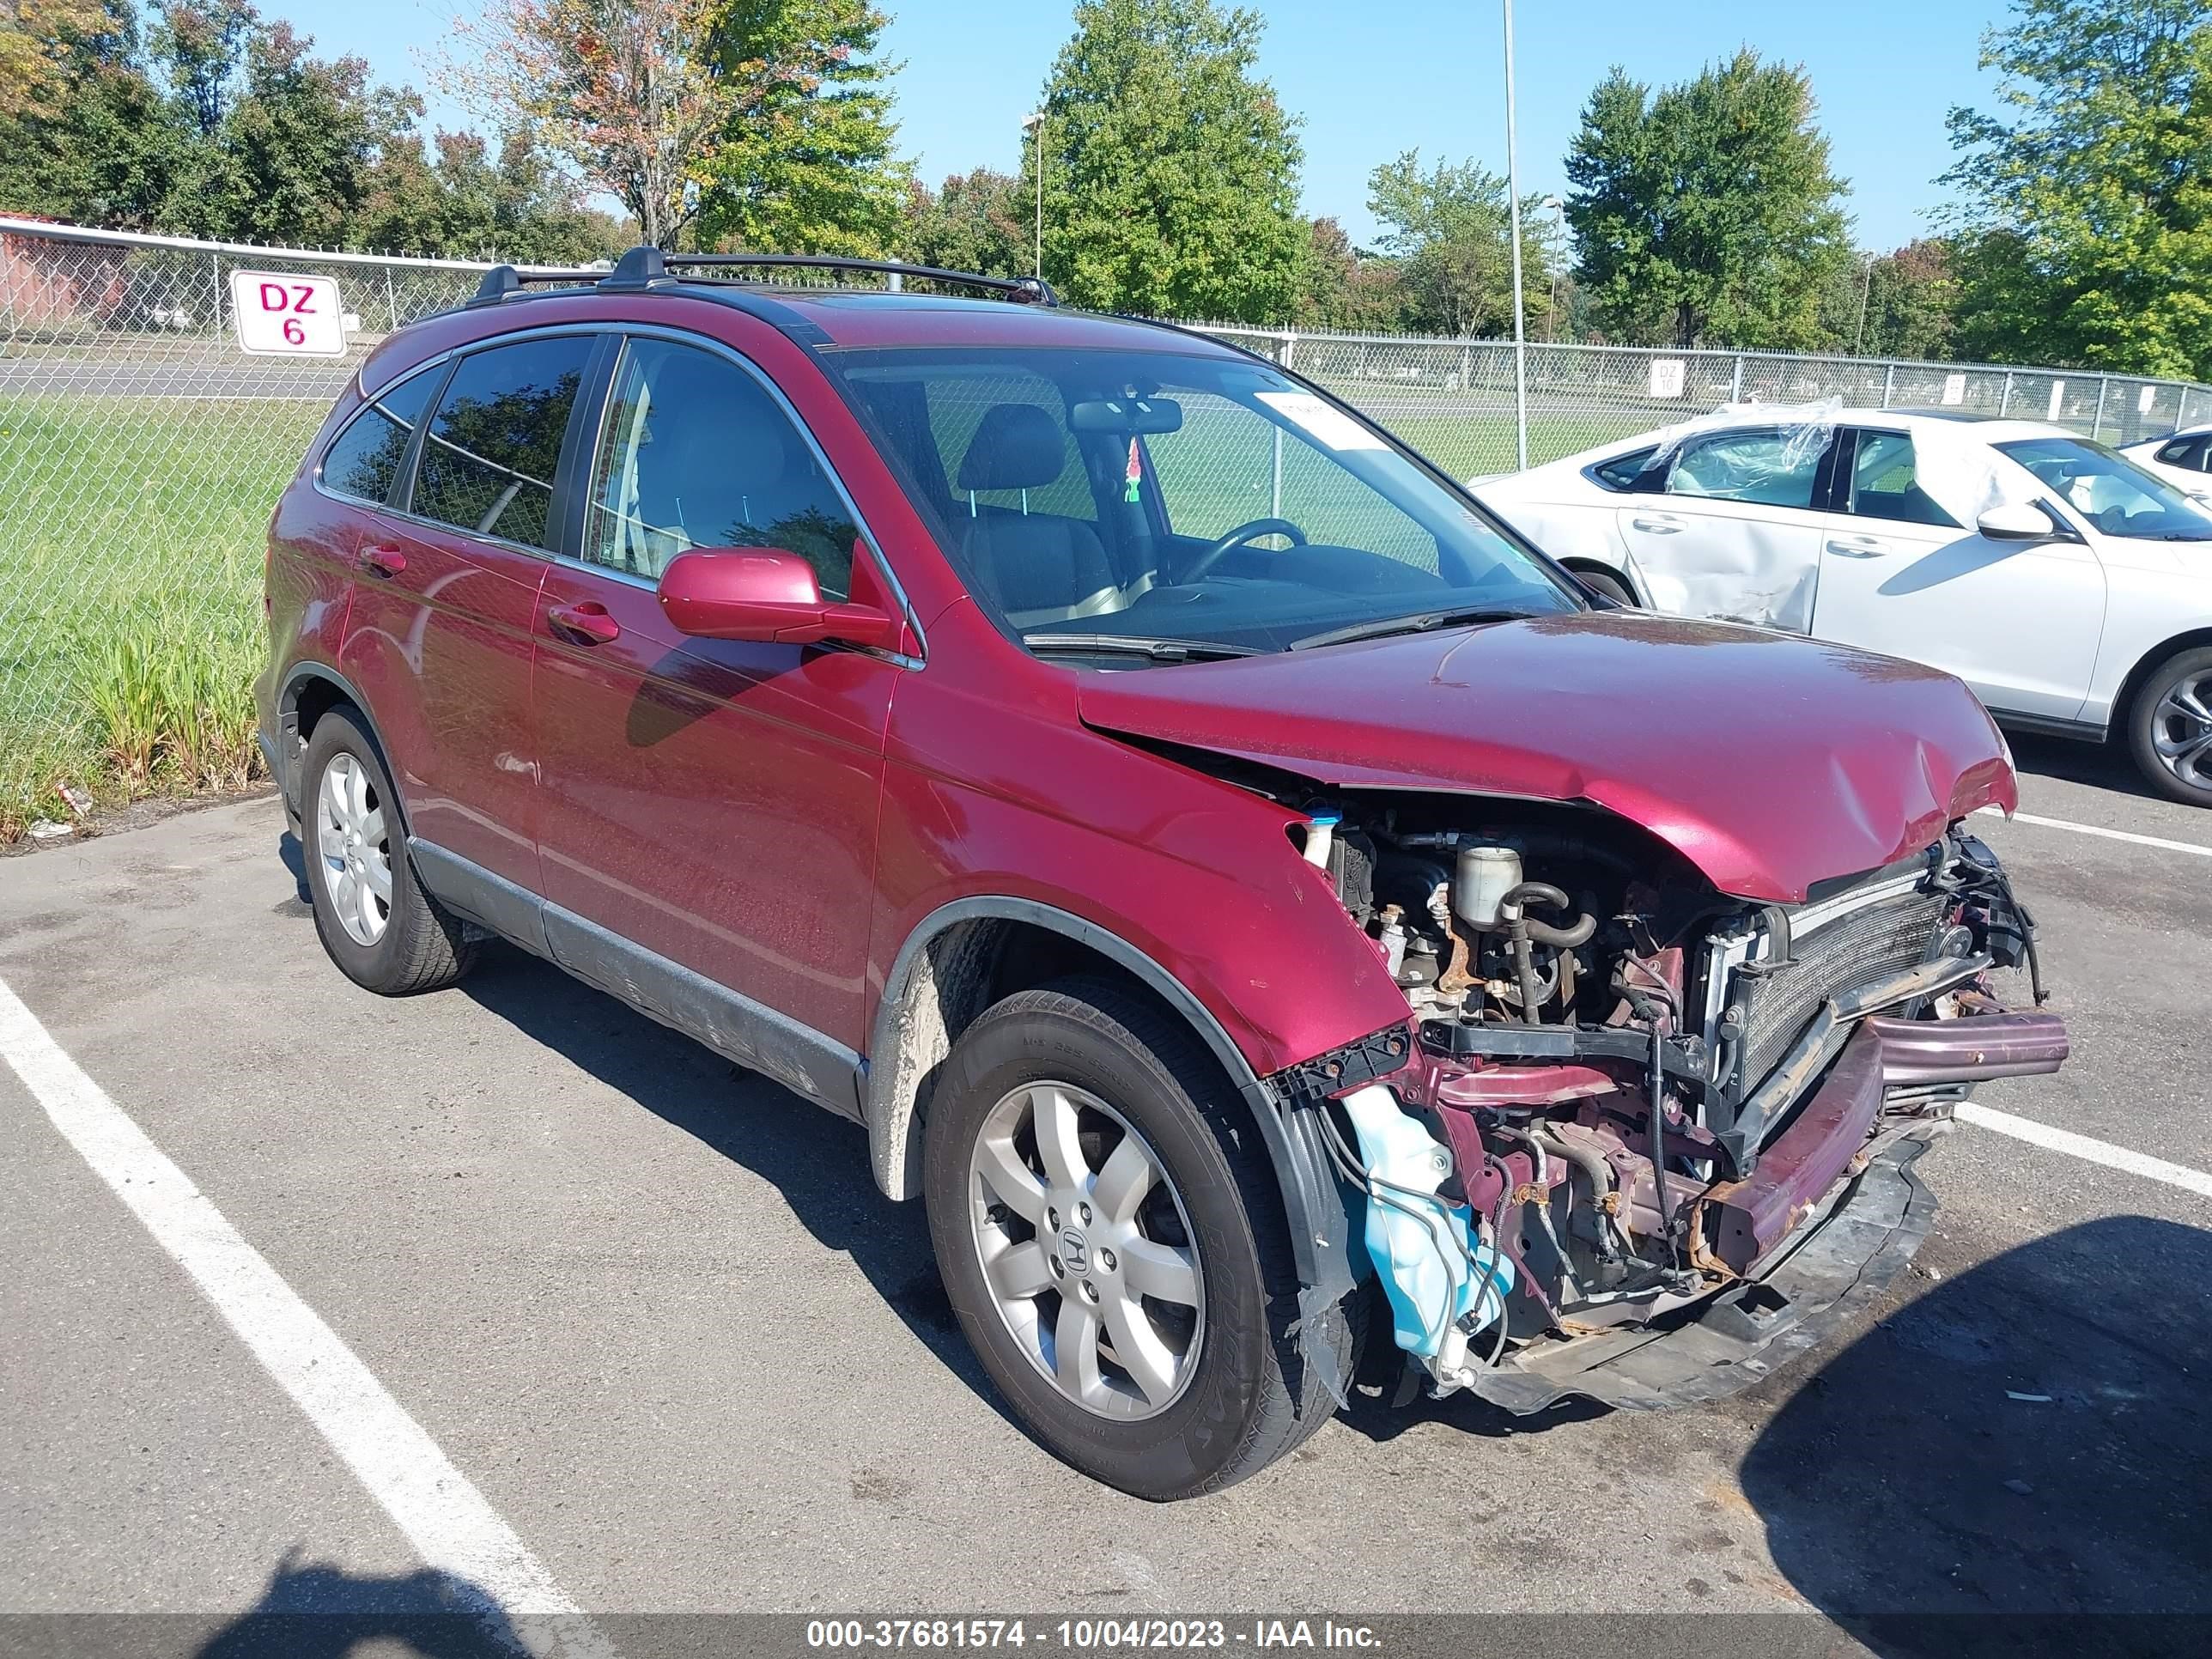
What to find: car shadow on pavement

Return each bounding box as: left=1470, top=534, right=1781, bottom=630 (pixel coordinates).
left=452, top=943, right=1019, bottom=1431
left=191, top=1549, right=530, bottom=1657
left=1741, top=1214, right=2212, bottom=1657
left=2002, top=730, right=2163, bottom=805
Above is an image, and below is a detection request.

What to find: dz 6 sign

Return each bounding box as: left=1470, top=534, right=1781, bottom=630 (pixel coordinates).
left=229, top=270, right=349, bottom=357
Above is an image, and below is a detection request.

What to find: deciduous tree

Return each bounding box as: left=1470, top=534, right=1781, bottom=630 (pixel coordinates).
left=1031, top=0, right=1306, bottom=321
left=693, top=0, right=909, bottom=255
left=1565, top=51, right=1852, bottom=349
left=900, top=167, right=1028, bottom=276
left=444, top=0, right=733, bottom=249
left=1294, top=216, right=1407, bottom=331
left=1943, top=0, right=2211, bottom=379
left=1365, top=151, right=1545, bottom=337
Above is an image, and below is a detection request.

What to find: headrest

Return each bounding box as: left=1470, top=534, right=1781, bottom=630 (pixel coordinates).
left=957, top=403, right=1066, bottom=492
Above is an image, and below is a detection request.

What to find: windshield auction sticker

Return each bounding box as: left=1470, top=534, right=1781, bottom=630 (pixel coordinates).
left=1255, top=391, right=1387, bottom=452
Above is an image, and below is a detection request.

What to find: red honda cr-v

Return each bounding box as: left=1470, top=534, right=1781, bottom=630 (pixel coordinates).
left=258, top=247, right=2068, bottom=1499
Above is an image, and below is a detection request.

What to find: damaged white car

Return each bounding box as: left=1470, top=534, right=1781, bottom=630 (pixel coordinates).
left=1474, top=408, right=2212, bottom=805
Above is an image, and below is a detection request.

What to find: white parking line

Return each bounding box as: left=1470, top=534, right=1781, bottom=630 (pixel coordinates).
left=1959, top=1102, right=2212, bottom=1201
left=0, top=975, right=611, bottom=1659
left=1978, top=805, right=2212, bottom=859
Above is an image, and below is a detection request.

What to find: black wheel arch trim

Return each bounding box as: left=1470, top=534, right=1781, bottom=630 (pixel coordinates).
left=866, top=896, right=1360, bottom=1401
left=274, top=663, right=405, bottom=832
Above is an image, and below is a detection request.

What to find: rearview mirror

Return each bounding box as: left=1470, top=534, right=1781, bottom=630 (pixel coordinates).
left=1977, top=501, right=2056, bottom=542
left=1069, top=396, right=1182, bottom=434
left=657, top=548, right=900, bottom=650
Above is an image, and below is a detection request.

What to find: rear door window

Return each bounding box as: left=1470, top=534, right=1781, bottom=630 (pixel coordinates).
left=1666, top=430, right=1826, bottom=508
left=410, top=335, right=595, bottom=550
left=320, top=369, right=439, bottom=506
left=1843, top=430, right=1959, bottom=527
left=2155, top=436, right=2206, bottom=469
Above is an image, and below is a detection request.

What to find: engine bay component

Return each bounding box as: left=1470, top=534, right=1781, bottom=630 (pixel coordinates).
left=1293, top=797, right=2065, bottom=1407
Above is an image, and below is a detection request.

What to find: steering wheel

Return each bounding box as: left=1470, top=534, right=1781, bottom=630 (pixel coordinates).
left=1180, top=517, right=1307, bottom=583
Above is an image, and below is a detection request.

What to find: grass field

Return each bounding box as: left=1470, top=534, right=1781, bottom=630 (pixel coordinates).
left=0, top=394, right=319, bottom=835
left=0, top=385, right=1644, bottom=838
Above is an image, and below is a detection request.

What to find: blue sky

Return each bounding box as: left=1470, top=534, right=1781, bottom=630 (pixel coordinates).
left=290, top=0, right=2012, bottom=253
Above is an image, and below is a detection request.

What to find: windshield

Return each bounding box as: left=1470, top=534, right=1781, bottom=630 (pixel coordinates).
left=1996, top=436, right=2212, bottom=541
left=824, top=345, right=1577, bottom=656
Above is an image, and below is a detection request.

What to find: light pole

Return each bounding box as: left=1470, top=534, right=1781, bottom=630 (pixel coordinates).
left=1022, top=112, right=1044, bottom=280
left=1539, top=194, right=1565, bottom=343
left=1503, top=0, right=1528, bottom=471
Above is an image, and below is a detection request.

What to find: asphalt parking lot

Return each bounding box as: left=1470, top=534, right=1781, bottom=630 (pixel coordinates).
left=3, top=730, right=2209, bottom=1657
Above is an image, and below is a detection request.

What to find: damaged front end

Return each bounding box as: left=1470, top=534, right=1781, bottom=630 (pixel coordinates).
left=1274, top=806, right=2069, bottom=1414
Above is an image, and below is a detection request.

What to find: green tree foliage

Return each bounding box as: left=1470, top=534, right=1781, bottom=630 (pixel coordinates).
left=0, top=1, right=622, bottom=254
left=694, top=0, right=909, bottom=254
left=1943, top=0, right=2211, bottom=378
left=1565, top=50, right=1853, bottom=348
left=899, top=167, right=1030, bottom=276
left=1030, top=0, right=1305, bottom=321
left=1364, top=150, right=1546, bottom=337
left=361, top=131, right=625, bottom=261
left=1294, top=216, right=1407, bottom=331
left=0, top=0, right=178, bottom=226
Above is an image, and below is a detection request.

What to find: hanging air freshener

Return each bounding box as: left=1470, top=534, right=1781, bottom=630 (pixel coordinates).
left=1124, top=436, right=1142, bottom=503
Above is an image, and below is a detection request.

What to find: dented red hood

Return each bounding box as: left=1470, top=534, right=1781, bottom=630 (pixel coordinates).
left=1076, top=611, right=2016, bottom=904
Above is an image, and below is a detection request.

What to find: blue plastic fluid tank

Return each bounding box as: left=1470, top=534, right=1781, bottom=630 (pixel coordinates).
left=1340, top=1085, right=1514, bottom=1359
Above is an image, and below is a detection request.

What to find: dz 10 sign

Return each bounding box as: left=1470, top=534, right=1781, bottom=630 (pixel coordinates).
left=230, top=270, right=348, bottom=356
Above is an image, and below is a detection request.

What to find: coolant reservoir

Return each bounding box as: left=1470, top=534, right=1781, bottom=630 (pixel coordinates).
left=1340, top=1085, right=1514, bottom=1359
left=1453, top=844, right=1522, bottom=929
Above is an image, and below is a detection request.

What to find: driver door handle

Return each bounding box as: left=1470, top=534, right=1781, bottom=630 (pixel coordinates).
left=1630, top=515, right=1684, bottom=534
left=1824, top=534, right=1888, bottom=558
left=359, top=544, right=408, bottom=578
left=546, top=601, right=620, bottom=645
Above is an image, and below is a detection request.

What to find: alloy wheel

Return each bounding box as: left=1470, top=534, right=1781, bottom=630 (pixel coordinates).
left=2151, top=666, right=2212, bottom=792
left=315, top=751, right=392, bottom=947
left=967, top=1081, right=1205, bottom=1420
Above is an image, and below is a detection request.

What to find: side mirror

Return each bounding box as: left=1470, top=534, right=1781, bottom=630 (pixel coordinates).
left=1977, top=501, right=2056, bottom=542
left=657, top=548, right=900, bottom=650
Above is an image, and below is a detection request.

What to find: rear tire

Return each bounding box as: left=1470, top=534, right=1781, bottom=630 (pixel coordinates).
left=922, top=978, right=1346, bottom=1499
left=1569, top=564, right=1637, bottom=607
left=300, top=708, right=477, bottom=994
left=2124, top=647, right=2212, bottom=807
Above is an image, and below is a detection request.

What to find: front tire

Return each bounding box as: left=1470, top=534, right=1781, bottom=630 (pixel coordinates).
left=300, top=708, right=477, bottom=994
left=2125, top=647, right=2212, bottom=807
left=922, top=980, right=1342, bottom=1499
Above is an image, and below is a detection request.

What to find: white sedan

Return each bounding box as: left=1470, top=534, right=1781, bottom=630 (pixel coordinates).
left=1474, top=410, right=2212, bottom=805
left=2118, top=425, right=2212, bottom=499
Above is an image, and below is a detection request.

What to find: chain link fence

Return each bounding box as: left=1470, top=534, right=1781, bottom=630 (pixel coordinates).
left=5, top=214, right=2209, bottom=817
left=1201, top=325, right=2212, bottom=485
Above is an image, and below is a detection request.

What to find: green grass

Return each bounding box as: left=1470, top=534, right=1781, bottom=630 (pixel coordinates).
left=0, top=394, right=312, bottom=836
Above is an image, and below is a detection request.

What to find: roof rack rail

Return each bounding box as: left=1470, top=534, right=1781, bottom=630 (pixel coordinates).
left=597, top=246, right=1058, bottom=307
left=465, top=263, right=609, bottom=307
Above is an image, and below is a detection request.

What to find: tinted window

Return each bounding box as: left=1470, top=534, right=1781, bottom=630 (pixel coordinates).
left=582, top=337, right=859, bottom=597
left=320, top=369, right=438, bottom=504
left=411, top=336, right=593, bottom=550
left=1667, top=430, right=1826, bottom=508
left=1844, top=431, right=1959, bottom=527
left=2155, top=438, right=2197, bottom=465
left=1589, top=447, right=1656, bottom=491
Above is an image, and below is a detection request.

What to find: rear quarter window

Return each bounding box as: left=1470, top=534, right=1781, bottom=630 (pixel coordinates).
left=319, top=369, right=440, bottom=505
left=1585, top=447, right=1656, bottom=492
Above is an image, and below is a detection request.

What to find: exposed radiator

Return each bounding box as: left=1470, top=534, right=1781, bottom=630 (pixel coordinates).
left=1732, top=886, right=1950, bottom=1092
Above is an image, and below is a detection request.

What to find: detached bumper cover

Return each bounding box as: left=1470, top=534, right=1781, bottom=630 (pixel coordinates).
left=1468, top=1009, right=2069, bottom=1415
